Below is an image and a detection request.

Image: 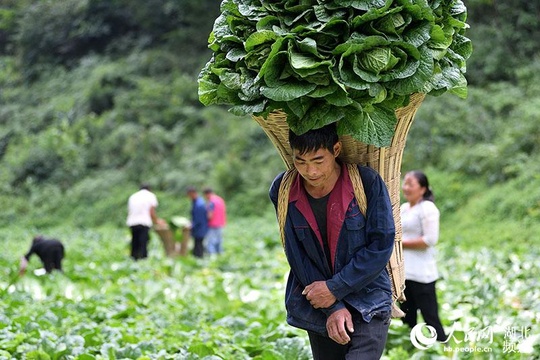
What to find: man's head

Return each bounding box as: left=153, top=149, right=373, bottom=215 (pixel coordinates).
left=289, top=122, right=340, bottom=156
left=32, top=235, right=45, bottom=245
left=203, top=187, right=213, bottom=201
left=186, top=186, right=198, bottom=200
left=289, top=123, right=342, bottom=190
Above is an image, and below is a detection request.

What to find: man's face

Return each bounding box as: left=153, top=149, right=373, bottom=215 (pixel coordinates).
left=292, top=143, right=340, bottom=189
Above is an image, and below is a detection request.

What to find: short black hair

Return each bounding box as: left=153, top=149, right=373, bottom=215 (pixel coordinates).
left=288, top=122, right=339, bottom=155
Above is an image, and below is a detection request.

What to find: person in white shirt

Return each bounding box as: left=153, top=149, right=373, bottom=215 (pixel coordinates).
left=400, top=170, right=447, bottom=342
left=126, top=184, right=158, bottom=260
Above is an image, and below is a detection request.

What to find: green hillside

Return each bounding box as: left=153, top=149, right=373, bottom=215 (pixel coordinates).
left=0, top=1, right=538, bottom=249
left=1, top=0, right=538, bottom=236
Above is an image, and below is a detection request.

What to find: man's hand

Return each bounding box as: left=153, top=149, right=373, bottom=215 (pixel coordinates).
left=302, top=281, right=336, bottom=308
left=327, top=308, right=354, bottom=345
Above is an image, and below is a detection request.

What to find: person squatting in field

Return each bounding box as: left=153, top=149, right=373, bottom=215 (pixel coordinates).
left=269, top=123, right=395, bottom=360
left=20, top=235, right=65, bottom=274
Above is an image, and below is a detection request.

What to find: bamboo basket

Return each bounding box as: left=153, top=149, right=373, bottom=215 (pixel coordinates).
left=252, top=93, right=426, bottom=305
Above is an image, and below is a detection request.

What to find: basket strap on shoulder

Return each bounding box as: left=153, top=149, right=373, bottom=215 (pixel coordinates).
left=345, top=164, right=367, bottom=217
left=277, top=169, right=297, bottom=247
left=345, top=164, right=405, bottom=318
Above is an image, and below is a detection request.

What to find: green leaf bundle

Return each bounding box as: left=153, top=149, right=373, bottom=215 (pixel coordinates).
left=198, top=0, right=472, bottom=146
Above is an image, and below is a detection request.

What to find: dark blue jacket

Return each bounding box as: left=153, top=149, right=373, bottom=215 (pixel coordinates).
left=269, top=164, right=395, bottom=335
left=191, top=196, right=209, bottom=239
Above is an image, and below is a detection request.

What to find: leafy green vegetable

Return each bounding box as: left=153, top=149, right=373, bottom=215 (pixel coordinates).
left=198, top=0, right=472, bottom=146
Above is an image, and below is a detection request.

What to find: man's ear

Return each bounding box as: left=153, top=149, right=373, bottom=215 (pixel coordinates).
left=333, top=141, right=342, bottom=158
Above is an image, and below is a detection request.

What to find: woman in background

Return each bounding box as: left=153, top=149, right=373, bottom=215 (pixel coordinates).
left=400, top=170, right=447, bottom=342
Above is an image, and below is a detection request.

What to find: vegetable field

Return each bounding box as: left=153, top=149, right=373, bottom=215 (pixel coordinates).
left=1, top=216, right=538, bottom=359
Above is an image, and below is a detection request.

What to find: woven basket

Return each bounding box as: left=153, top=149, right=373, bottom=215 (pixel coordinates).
left=252, top=93, right=426, bottom=305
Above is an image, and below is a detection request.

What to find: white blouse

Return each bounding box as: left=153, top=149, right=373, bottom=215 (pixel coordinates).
left=400, top=200, right=440, bottom=283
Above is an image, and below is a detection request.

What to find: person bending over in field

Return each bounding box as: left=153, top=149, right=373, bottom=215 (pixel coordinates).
left=19, top=235, right=65, bottom=275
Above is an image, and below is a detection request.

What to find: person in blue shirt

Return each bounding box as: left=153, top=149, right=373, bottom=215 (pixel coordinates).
left=269, top=123, right=395, bottom=360
left=186, top=186, right=209, bottom=258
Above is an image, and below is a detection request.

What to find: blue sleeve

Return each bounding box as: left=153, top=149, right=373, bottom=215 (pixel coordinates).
left=192, top=199, right=208, bottom=234
left=269, top=172, right=285, bottom=211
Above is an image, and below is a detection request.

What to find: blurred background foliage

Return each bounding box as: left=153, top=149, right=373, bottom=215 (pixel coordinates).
left=0, top=0, right=539, bottom=238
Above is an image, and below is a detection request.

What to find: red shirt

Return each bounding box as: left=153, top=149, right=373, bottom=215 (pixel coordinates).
left=207, top=194, right=226, bottom=228
left=288, top=163, right=355, bottom=271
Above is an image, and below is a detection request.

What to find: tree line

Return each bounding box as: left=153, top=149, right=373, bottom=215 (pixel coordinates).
left=0, top=0, right=538, bottom=228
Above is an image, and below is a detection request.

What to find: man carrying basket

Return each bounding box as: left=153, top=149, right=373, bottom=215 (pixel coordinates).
left=269, top=123, right=395, bottom=359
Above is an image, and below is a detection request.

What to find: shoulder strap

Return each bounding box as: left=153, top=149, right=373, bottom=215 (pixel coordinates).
left=277, top=169, right=297, bottom=247
left=345, top=164, right=367, bottom=217
left=347, top=164, right=406, bottom=317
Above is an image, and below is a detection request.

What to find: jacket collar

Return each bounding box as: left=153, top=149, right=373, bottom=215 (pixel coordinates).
left=288, top=163, right=356, bottom=269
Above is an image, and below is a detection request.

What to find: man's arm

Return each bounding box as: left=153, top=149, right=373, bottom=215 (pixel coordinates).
left=150, top=206, right=158, bottom=224
left=304, top=282, right=356, bottom=345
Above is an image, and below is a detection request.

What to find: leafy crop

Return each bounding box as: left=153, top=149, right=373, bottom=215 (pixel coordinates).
left=1, top=216, right=538, bottom=359
left=0, top=221, right=312, bottom=360
left=198, top=0, right=472, bottom=146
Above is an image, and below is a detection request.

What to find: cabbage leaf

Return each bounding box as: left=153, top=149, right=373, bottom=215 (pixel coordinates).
left=198, top=0, right=472, bottom=146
